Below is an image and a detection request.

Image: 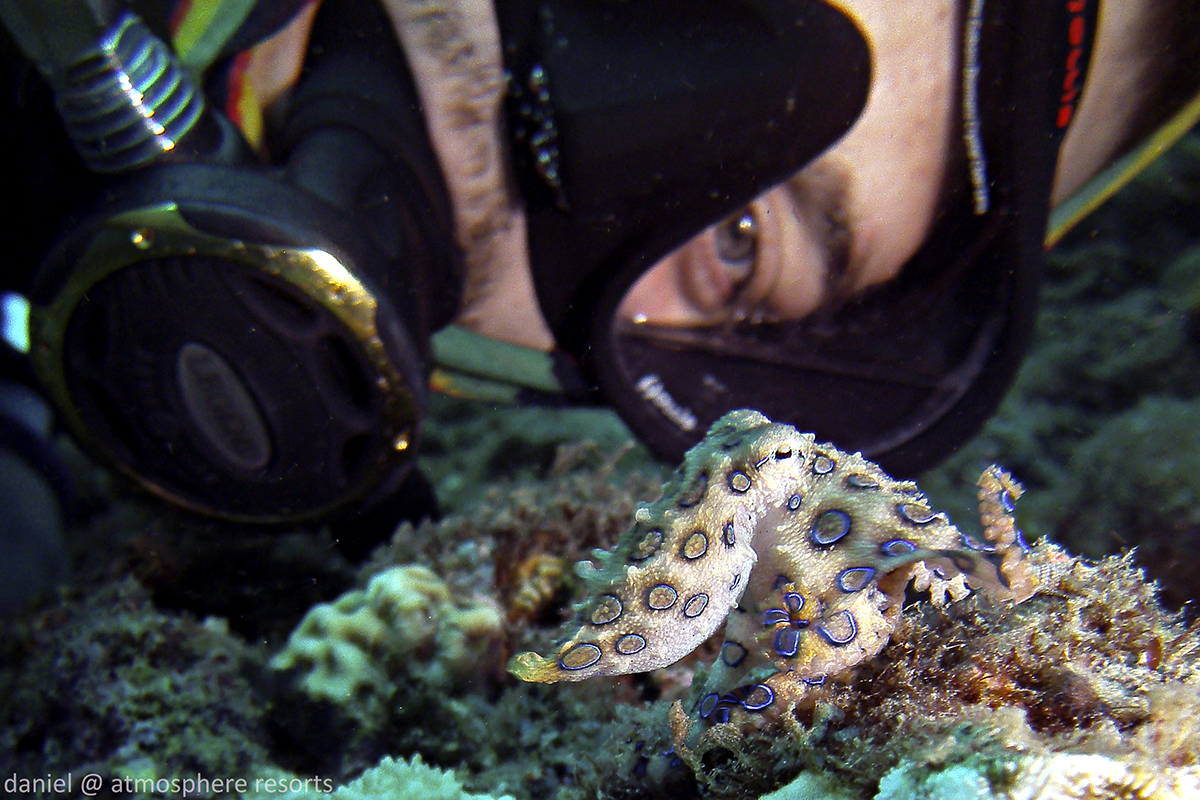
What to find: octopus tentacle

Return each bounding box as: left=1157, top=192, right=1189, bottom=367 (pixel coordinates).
left=507, top=409, right=1039, bottom=719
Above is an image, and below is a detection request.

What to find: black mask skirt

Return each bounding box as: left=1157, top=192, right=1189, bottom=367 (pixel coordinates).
left=555, top=0, right=1100, bottom=476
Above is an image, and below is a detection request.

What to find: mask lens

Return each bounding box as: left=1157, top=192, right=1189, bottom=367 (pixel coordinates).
left=592, top=210, right=1029, bottom=477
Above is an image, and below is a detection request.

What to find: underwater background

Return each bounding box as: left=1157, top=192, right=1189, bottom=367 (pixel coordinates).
left=1, top=132, right=1199, bottom=799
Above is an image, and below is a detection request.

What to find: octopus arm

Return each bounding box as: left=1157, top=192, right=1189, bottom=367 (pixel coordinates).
left=507, top=540, right=757, bottom=682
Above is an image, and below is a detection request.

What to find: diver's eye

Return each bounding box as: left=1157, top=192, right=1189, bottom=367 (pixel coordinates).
left=714, top=209, right=759, bottom=283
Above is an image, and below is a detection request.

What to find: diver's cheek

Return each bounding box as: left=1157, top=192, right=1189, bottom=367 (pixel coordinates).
left=618, top=253, right=714, bottom=327
left=245, top=3, right=321, bottom=111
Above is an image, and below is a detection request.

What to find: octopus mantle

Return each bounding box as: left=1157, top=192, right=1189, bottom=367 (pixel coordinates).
left=508, top=409, right=1037, bottom=723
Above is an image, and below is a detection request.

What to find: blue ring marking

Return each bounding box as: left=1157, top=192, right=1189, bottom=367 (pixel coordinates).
left=714, top=705, right=731, bottom=725
left=681, top=530, right=709, bottom=560
left=783, top=592, right=805, bottom=614
left=728, top=470, right=752, bottom=493
left=741, top=684, right=775, bottom=711
left=812, top=454, right=835, bottom=474
left=615, top=633, right=647, bottom=655
left=898, top=502, right=937, bottom=524
left=632, top=529, right=663, bottom=560
left=803, top=676, right=826, bottom=686
left=646, top=584, right=678, bottom=610
left=559, top=642, right=603, bottom=671
left=755, top=456, right=770, bottom=469
left=721, top=641, right=747, bottom=667
left=698, top=693, right=720, bottom=718
left=846, top=473, right=879, bottom=489
left=1000, top=488, right=1016, bottom=513
left=590, top=594, right=623, bottom=625
left=1016, top=529, right=1032, bottom=552
left=836, top=567, right=876, bottom=593
left=678, top=472, right=708, bottom=507
left=729, top=573, right=741, bottom=591
left=811, top=509, right=852, bottom=545
left=787, top=493, right=802, bottom=511
left=960, top=533, right=997, bottom=553
left=881, top=538, right=917, bottom=557
left=773, top=627, right=801, bottom=657
left=762, top=608, right=791, bottom=626
left=683, top=593, right=709, bottom=618
left=723, top=521, right=736, bottom=547
left=816, top=610, right=858, bottom=646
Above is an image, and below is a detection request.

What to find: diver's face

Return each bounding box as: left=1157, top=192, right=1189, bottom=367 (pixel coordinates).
left=619, top=0, right=958, bottom=327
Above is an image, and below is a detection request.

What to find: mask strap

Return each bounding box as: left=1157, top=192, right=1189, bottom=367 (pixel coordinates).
left=170, top=0, right=259, bottom=73
left=1047, top=88, right=1200, bottom=247
left=429, top=325, right=592, bottom=404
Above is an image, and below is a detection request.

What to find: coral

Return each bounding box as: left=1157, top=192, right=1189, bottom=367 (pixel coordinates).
left=245, top=754, right=516, bottom=800
left=0, top=578, right=270, bottom=799
left=270, top=565, right=504, bottom=728
left=754, top=771, right=855, bottom=800
left=508, top=410, right=1036, bottom=735
left=506, top=554, right=569, bottom=623
left=876, top=753, right=1200, bottom=800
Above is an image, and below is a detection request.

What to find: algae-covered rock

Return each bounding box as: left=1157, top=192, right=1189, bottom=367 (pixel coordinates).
left=244, top=755, right=515, bottom=800
left=877, top=753, right=1200, bottom=800
left=270, top=565, right=505, bottom=730
left=1054, top=396, right=1200, bottom=607
left=0, top=578, right=271, bottom=798
left=655, top=543, right=1200, bottom=800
